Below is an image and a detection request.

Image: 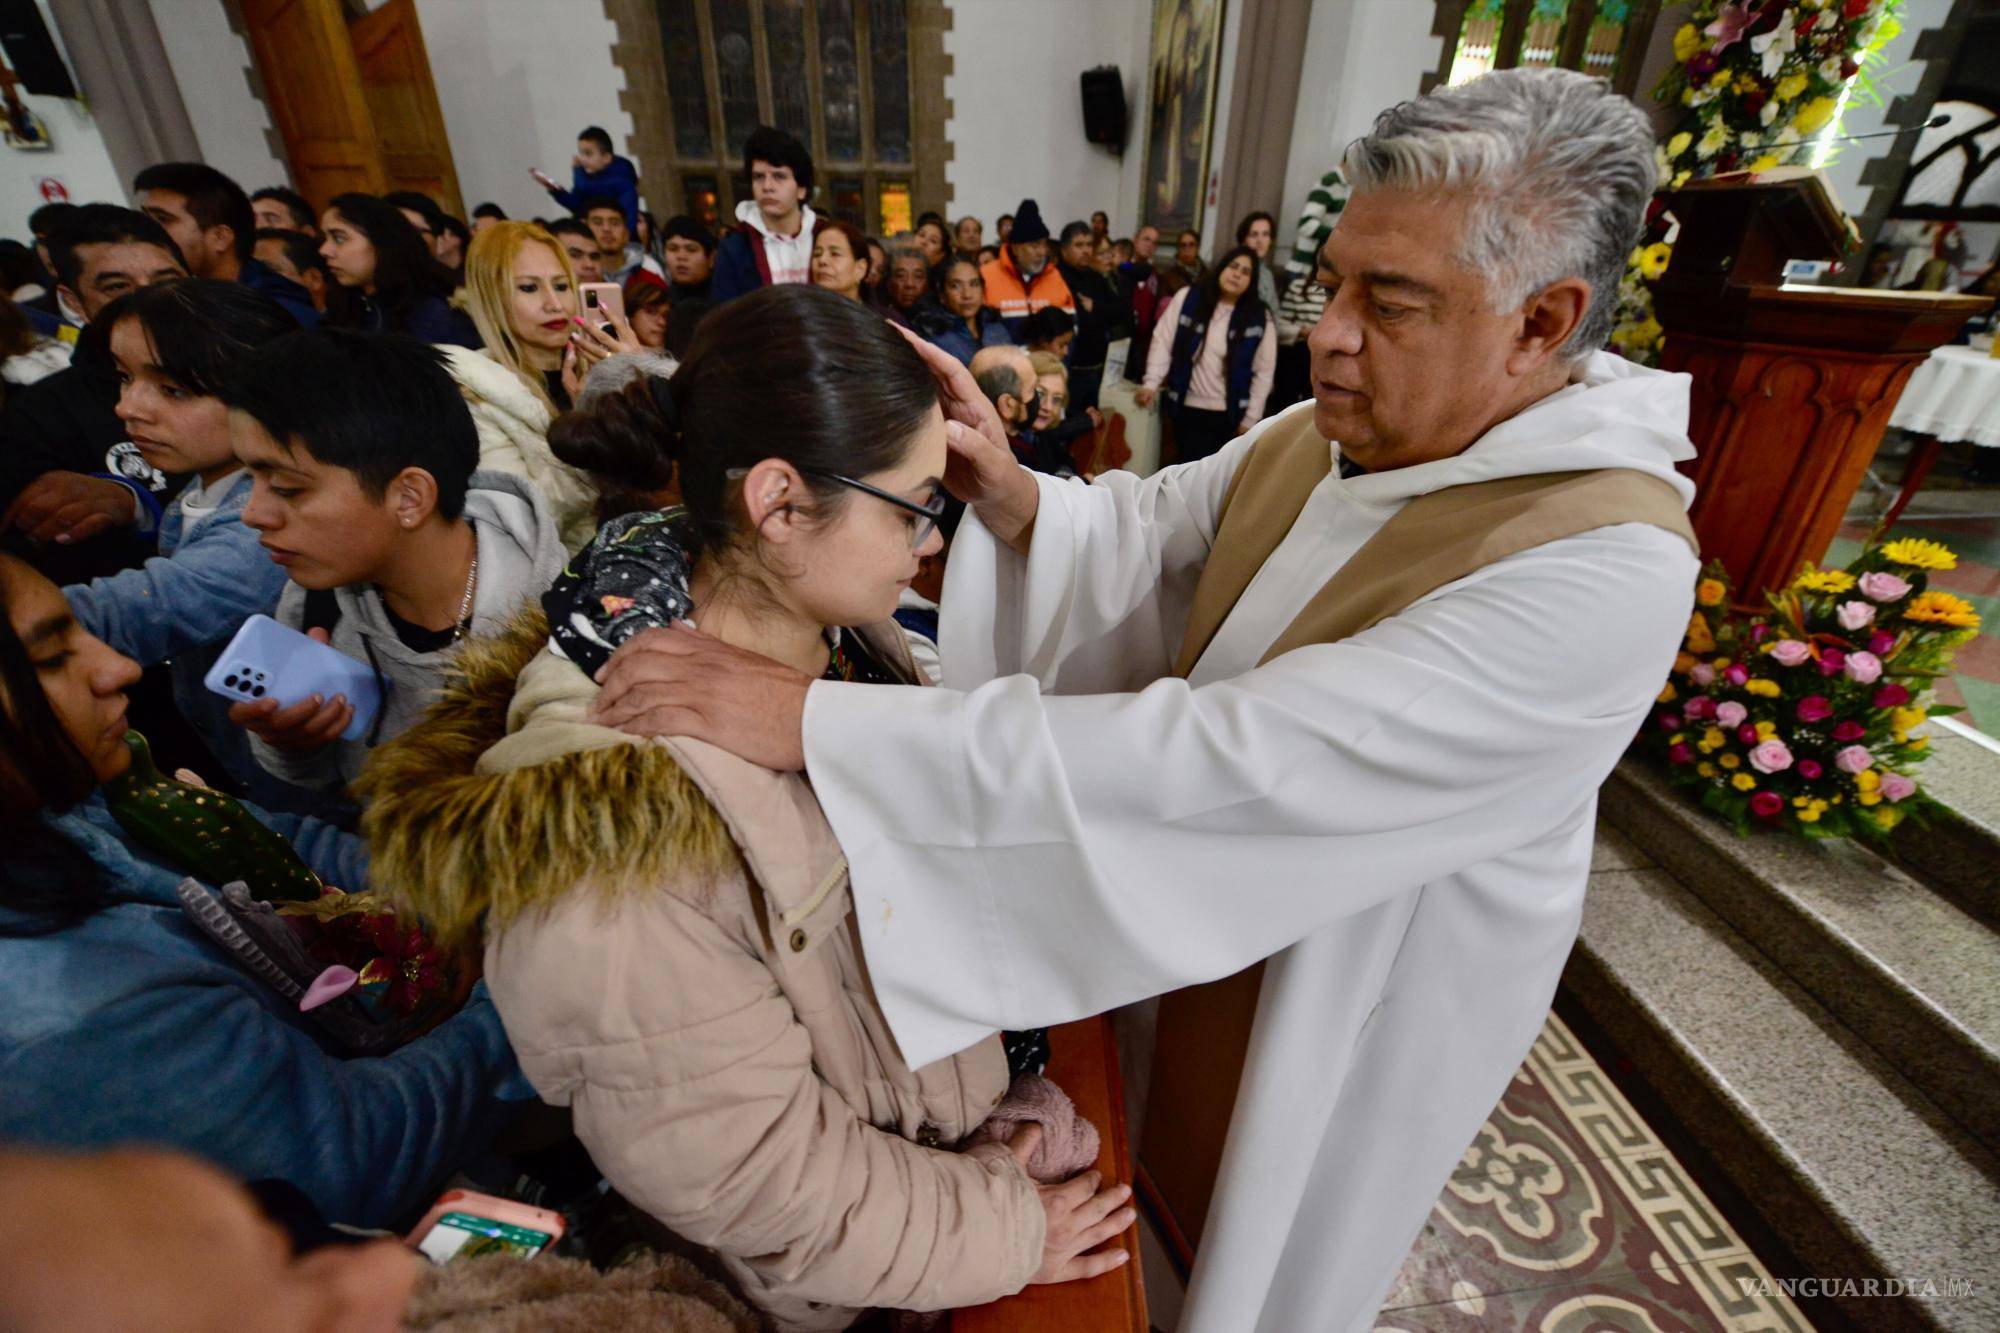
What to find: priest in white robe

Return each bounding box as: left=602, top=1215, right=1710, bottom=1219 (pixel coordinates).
left=589, top=69, right=1702, bottom=1331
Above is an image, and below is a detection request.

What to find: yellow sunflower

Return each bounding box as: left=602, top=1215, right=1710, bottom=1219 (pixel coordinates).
left=1902, top=591, right=1981, bottom=630
left=1792, top=568, right=1856, bottom=595
left=1880, top=538, right=1957, bottom=571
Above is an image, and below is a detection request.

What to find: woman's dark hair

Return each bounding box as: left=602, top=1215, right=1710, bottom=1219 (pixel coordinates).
left=0, top=239, right=44, bottom=293
left=1234, top=210, right=1277, bottom=246
left=1017, top=305, right=1074, bottom=348
left=0, top=556, right=108, bottom=937
left=219, top=330, right=480, bottom=521
left=550, top=284, right=937, bottom=555
left=1192, top=245, right=1269, bottom=328
left=322, top=193, right=458, bottom=322
left=97, top=278, right=300, bottom=396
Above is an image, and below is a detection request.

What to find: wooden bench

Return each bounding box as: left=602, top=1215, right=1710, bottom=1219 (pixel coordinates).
left=946, top=1015, right=1149, bottom=1332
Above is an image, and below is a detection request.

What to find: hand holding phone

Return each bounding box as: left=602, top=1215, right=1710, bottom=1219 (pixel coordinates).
left=206, top=615, right=380, bottom=745
left=409, top=1190, right=564, bottom=1263
left=529, top=167, right=558, bottom=189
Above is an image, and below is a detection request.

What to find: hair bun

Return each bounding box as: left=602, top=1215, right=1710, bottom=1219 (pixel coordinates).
left=645, top=373, right=683, bottom=448
left=548, top=374, right=681, bottom=520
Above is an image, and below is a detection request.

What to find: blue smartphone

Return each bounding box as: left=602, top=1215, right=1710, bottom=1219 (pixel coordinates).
left=203, top=615, right=380, bottom=743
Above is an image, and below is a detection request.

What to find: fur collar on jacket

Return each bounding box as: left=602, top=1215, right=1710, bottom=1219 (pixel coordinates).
left=357, top=607, right=736, bottom=946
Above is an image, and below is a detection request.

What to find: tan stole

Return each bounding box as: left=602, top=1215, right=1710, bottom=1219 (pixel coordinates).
left=1138, top=411, right=1696, bottom=1254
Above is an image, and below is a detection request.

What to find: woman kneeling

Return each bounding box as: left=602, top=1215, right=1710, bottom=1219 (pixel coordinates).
left=362, top=285, right=1128, bottom=1331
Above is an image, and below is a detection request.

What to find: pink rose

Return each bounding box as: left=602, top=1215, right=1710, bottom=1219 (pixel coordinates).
left=1750, top=791, right=1785, bottom=818
left=1668, top=743, right=1694, bottom=765
left=1770, top=640, right=1812, bottom=667
left=1881, top=772, right=1917, bottom=803
left=1683, top=696, right=1716, bottom=721
left=1832, top=721, right=1866, bottom=743
left=1715, top=701, right=1748, bottom=728
left=1751, top=624, right=1770, bottom=644
left=1689, top=663, right=1717, bottom=686
left=1797, top=759, right=1824, bottom=780
left=1658, top=713, right=1682, bottom=732
left=1868, top=631, right=1897, bottom=657
left=1725, top=664, right=1750, bottom=687
left=1819, top=648, right=1847, bottom=677
left=1844, top=651, right=1882, bottom=685
left=1835, top=745, right=1874, bottom=775
left=1858, top=572, right=1912, bottom=602
left=1836, top=600, right=1876, bottom=631
left=1749, top=740, right=1795, bottom=774
left=1873, top=684, right=1911, bottom=709
left=1797, top=696, right=1834, bottom=723
left=1738, top=723, right=1760, bottom=745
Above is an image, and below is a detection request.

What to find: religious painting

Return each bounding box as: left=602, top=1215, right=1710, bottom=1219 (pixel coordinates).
left=1142, top=0, right=1225, bottom=235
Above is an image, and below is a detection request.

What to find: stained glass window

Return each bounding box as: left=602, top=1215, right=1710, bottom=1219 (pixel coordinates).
left=709, top=0, right=759, bottom=158
left=869, top=0, right=911, bottom=165
left=1443, top=0, right=1653, bottom=94
left=764, top=0, right=813, bottom=146
left=878, top=181, right=912, bottom=237
left=656, top=0, right=714, bottom=159
left=829, top=177, right=866, bottom=228
left=820, top=0, right=862, bottom=162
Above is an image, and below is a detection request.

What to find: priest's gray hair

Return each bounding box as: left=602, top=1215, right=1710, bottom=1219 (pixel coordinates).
left=1342, top=68, right=1656, bottom=359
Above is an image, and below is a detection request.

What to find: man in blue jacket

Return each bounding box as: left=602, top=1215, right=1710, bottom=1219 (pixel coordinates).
left=134, top=163, right=318, bottom=330
left=534, top=125, right=641, bottom=236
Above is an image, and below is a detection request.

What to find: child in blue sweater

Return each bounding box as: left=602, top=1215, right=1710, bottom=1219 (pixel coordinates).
left=532, top=125, right=640, bottom=236
left=61, top=279, right=315, bottom=812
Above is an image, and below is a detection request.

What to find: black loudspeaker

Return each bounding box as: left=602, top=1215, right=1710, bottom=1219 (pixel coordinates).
left=1081, top=66, right=1126, bottom=154
left=0, top=0, right=76, bottom=99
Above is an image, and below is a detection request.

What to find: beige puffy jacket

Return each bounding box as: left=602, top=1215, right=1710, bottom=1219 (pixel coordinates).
left=362, top=612, right=1044, bottom=1332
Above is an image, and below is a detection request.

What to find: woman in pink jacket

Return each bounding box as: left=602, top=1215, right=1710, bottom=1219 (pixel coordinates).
left=362, top=285, right=1129, bottom=1332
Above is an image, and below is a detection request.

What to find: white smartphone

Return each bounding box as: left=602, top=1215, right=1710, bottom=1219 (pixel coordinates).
left=203, top=615, right=380, bottom=743
left=409, top=1190, right=565, bottom=1263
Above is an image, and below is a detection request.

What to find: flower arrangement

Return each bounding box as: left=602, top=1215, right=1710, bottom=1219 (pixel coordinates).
left=1608, top=0, right=1904, bottom=365
left=1640, top=536, right=1978, bottom=840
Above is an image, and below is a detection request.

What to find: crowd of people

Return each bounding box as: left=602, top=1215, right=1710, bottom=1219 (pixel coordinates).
left=0, top=115, right=1344, bottom=1331
left=0, top=63, right=1687, bottom=1333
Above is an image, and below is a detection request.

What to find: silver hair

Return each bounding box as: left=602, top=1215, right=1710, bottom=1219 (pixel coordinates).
left=888, top=243, right=929, bottom=267
left=578, top=350, right=679, bottom=411
left=1342, top=68, right=1656, bottom=358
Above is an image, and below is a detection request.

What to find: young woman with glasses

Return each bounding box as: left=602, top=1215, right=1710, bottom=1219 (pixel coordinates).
left=362, top=284, right=1130, bottom=1331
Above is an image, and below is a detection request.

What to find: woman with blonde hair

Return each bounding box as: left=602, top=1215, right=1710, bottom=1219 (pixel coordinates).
left=443, top=219, right=639, bottom=550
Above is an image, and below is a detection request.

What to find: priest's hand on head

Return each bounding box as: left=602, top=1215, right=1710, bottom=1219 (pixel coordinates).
left=891, top=323, right=1042, bottom=555
left=1009, top=1124, right=1135, bottom=1286
left=587, top=623, right=812, bottom=771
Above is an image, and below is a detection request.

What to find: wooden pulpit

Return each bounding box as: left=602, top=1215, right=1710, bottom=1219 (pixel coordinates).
left=1652, top=172, right=1988, bottom=599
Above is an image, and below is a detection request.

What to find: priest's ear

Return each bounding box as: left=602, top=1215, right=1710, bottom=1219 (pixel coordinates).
left=1507, top=277, right=1591, bottom=376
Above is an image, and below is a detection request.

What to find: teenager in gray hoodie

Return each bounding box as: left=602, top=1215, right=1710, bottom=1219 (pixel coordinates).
left=217, top=329, right=567, bottom=795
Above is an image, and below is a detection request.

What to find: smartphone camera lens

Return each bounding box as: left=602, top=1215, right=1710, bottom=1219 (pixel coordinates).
left=224, top=674, right=239, bottom=689
left=252, top=685, right=266, bottom=698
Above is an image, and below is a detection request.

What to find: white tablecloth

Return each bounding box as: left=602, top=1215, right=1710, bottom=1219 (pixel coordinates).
left=1891, top=346, right=2000, bottom=448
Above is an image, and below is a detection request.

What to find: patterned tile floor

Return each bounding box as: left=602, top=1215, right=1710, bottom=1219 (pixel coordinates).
left=1136, top=1007, right=1810, bottom=1332
left=1374, top=1012, right=1810, bottom=1332
left=1833, top=448, right=2000, bottom=738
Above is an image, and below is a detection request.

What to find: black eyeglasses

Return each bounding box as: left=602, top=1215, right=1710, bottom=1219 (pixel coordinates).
left=802, top=469, right=948, bottom=549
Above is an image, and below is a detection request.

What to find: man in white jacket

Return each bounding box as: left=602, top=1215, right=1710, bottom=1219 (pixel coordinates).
left=588, top=70, right=1700, bottom=1331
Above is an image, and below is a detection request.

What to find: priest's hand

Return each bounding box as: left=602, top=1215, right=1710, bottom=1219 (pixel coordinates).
left=587, top=622, right=813, bottom=771
left=1010, top=1125, right=1135, bottom=1285
left=890, top=324, right=1041, bottom=556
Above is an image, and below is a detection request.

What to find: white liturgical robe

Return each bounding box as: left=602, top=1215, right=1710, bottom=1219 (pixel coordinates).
left=802, top=351, right=1700, bottom=1331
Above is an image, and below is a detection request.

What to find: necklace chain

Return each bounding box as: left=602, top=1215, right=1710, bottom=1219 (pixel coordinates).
left=451, top=523, right=478, bottom=643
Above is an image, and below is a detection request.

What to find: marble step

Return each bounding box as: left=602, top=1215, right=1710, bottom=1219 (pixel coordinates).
left=1601, top=758, right=2000, bottom=1155
left=1888, top=723, right=2000, bottom=928
left=1565, top=860, right=2000, bottom=1333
